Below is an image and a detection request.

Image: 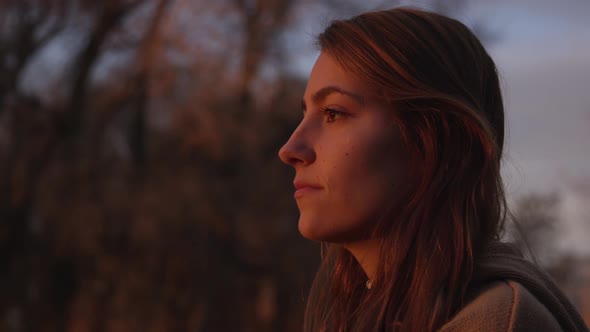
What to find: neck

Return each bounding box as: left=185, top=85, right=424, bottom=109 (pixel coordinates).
left=343, top=238, right=381, bottom=282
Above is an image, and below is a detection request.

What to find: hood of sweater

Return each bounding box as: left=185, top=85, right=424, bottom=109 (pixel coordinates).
left=470, top=241, right=589, bottom=332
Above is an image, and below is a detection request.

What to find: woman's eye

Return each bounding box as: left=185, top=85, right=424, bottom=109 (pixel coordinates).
left=321, top=108, right=346, bottom=123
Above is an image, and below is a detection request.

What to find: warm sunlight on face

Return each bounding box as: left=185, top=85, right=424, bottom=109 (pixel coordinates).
left=278, top=52, right=409, bottom=243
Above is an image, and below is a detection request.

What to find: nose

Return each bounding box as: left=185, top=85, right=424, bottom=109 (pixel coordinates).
left=278, top=125, right=315, bottom=167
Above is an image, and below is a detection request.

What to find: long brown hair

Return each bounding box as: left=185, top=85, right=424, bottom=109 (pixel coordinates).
left=304, top=7, right=509, bottom=332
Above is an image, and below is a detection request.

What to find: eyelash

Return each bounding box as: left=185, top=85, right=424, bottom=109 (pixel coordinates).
left=320, top=107, right=347, bottom=123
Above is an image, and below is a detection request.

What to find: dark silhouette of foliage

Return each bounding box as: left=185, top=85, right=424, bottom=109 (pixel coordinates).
left=0, top=0, right=318, bottom=330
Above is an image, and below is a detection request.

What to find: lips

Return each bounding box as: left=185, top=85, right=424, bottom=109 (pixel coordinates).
left=293, top=180, right=323, bottom=198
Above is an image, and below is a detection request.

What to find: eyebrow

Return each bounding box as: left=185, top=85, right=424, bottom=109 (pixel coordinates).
left=301, top=85, right=365, bottom=110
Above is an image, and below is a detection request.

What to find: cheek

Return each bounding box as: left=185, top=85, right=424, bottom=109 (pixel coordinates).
left=298, top=130, right=410, bottom=242
left=344, top=136, right=408, bottom=210
left=335, top=147, right=404, bottom=228
left=356, top=135, right=406, bottom=185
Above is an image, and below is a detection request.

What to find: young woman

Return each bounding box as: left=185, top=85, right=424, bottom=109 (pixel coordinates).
left=278, top=7, right=589, bottom=332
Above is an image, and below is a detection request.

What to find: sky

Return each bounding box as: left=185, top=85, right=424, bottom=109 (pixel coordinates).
left=470, top=0, right=590, bottom=254
left=289, top=0, right=590, bottom=254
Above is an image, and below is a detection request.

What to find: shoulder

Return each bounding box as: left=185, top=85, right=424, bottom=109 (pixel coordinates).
left=439, top=281, right=563, bottom=332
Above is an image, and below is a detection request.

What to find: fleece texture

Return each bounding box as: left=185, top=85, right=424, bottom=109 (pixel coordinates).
left=441, top=242, right=588, bottom=332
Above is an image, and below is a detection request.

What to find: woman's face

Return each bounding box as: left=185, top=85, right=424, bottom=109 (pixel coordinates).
left=279, top=52, right=409, bottom=243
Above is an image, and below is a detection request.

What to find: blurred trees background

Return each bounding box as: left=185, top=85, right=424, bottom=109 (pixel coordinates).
left=1, top=0, right=317, bottom=330
left=508, top=191, right=590, bottom=319
left=0, top=0, right=587, bottom=331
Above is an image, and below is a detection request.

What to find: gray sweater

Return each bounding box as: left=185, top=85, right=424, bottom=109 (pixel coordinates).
left=441, top=242, right=588, bottom=331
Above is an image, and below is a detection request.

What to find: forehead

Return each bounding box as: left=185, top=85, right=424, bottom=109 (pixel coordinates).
left=304, top=52, right=370, bottom=101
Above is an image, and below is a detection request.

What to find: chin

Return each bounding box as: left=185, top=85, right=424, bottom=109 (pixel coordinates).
left=297, top=216, right=366, bottom=243
left=297, top=218, right=325, bottom=242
